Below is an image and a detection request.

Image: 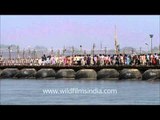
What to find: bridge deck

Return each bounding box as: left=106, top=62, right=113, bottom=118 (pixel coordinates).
left=0, top=65, right=160, bottom=72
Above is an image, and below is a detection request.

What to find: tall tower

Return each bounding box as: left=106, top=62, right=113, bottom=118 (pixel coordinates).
left=114, top=25, right=118, bottom=54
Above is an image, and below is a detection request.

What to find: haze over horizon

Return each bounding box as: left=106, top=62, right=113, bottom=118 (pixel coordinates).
left=1, top=15, right=160, bottom=51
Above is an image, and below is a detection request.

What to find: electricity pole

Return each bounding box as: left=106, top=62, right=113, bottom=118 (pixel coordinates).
left=149, top=34, right=153, bottom=54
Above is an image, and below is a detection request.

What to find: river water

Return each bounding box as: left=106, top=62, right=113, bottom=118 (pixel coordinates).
left=0, top=79, right=160, bottom=105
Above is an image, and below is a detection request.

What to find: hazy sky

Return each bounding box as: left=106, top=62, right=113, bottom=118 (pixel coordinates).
left=1, top=15, right=159, bottom=51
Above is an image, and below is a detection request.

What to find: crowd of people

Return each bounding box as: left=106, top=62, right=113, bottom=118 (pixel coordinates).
left=1, top=53, right=160, bottom=66
left=39, top=53, right=160, bottom=66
